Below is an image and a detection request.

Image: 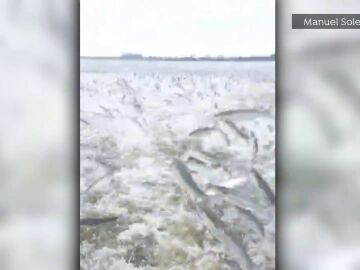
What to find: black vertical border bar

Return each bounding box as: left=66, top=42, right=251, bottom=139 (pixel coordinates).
left=75, top=0, right=80, bottom=269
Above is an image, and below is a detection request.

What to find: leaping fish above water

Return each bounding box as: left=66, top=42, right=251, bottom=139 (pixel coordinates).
left=251, top=168, right=275, bottom=205
left=80, top=118, right=90, bottom=125
left=215, top=107, right=274, bottom=121
left=173, top=159, right=270, bottom=270
left=188, top=126, right=216, bottom=136
left=188, top=126, right=231, bottom=146
left=223, top=120, right=251, bottom=141
left=206, top=184, right=272, bottom=226
left=173, top=159, right=206, bottom=198
left=80, top=217, right=118, bottom=226
left=222, top=119, right=259, bottom=158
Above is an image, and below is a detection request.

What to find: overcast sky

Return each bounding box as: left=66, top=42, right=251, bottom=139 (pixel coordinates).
left=81, top=0, right=275, bottom=57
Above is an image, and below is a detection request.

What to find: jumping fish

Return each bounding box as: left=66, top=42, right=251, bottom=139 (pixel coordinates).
left=250, top=131, right=259, bottom=156
left=199, top=203, right=256, bottom=270
left=188, top=126, right=231, bottom=146
left=80, top=217, right=118, bottom=226
left=223, top=119, right=259, bottom=158
left=215, top=107, right=274, bottom=121
left=224, top=120, right=251, bottom=141
left=206, top=184, right=272, bottom=225
left=173, top=159, right=206, bottom=198
left=174, top=159, right=266, bottom=270
left=188, top=126, right=216, bottom=136
left=80, top=118, right=90, bottom=125
left=251, top=168, right=275, bottom=205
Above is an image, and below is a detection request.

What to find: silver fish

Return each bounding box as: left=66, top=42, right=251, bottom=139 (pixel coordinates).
left=189, top=126, right=231, bottom=146
left=215, top=107, right=274, bottom=121
left=251, top=168, right=275, bottom=205
left=80, top=217, right=118, bottom=226
left=173, top=159, right=206, bottom=198
left=224, top=120, right=251, bottom=141
left=188, top=126, right=216, bottom=136
left=174, top=159, right=267, bottom=270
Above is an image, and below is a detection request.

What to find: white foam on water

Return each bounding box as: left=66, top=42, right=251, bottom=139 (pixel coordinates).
left=80, top=61, right=275, bottom=269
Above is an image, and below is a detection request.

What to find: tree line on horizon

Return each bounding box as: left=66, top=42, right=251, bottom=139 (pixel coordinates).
left=83, top=53, right=275, bottom=61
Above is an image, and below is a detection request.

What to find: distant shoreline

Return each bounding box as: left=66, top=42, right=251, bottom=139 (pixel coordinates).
left=81, top=55, right=275, bottom=62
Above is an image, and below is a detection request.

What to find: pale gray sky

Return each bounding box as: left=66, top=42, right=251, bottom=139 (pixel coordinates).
left=81, top=0, right=275, bottom=57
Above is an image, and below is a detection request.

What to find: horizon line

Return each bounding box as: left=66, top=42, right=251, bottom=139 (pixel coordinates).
left=80, top=54, right=275, bottom=59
